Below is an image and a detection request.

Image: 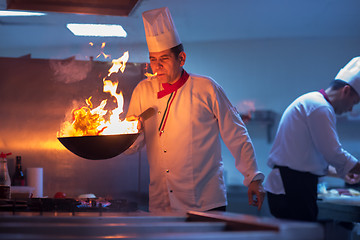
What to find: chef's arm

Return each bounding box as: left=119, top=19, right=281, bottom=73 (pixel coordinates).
left=349, top=162, right=360, bottom=174
left=346, top=162, right=360, bottom=184
left=124, top=108, right=156, bottom=155
left=126, top=115, right=143, bottom=131
left=308, top=107, right=358, bottom=177
left=126, top=107, right=156, bottom=130
left=327, top=165, right=338, bottom=177
left=211, top=83, right=265, bottom=209
left=247, top=173, right=265, bottom=210
left=327, top=164, right=360, bottom=184
left=251, top=173, right=265, bottom=182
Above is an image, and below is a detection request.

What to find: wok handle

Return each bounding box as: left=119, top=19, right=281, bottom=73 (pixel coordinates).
left=139, top=107, right=156, bottom=121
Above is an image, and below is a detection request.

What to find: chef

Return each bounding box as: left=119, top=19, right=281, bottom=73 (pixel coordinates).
left=126, top=7, right=265, bottom=212
left=264, top=57, right=360, bottom=222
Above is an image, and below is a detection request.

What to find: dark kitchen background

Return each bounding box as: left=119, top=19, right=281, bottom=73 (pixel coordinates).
left=1, top=0, right=360, bottom=213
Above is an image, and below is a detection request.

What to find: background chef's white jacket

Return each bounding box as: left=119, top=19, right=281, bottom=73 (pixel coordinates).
left=265, top=91, right=358, bottom=194
left=126, top=72, right=263, bottom=212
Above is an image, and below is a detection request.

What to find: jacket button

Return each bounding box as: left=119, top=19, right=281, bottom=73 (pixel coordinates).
left=170, top=190, right=173, bottom=193
left=166, top=169, right=169, bottom=173
left=163, top=150, right=167, bottom=153
left=160, top=130, right=164, bottom=133
left=158, top=111, right=161, bottom=114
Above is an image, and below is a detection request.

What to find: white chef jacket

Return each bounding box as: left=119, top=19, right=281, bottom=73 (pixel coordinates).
left=126, top=71, right=263, bottom=212
left=264, top=91, right=358, bottom=194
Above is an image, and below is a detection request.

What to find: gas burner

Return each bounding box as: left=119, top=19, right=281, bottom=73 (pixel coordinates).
left=28, top=198, right=80, bottom=212
left=0, top=198, right=138, bottom=214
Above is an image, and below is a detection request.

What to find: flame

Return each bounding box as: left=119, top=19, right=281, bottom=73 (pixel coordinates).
left=144, top=72, right=157, bottom=78
left=144, top=63, right=157, bottom=78
left=58, top=49, right=138, bottom=137
left=107, top=51, right=129, bottom=76
left=97, top=52, right=111, bottom=59
left=90, top=42, right=111, bottom=59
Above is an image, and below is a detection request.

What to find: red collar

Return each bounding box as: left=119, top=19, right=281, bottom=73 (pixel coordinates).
left=318, top=89, right=331, bottom=104
left=157, top=70, right=189, bottom=99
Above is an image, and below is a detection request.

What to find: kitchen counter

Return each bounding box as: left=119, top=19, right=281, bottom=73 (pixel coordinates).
left=318, top=200, right=360, bottom=223
left=317, top=200, right=360, bottom=240
left=0, top=210, right=324, bottom=240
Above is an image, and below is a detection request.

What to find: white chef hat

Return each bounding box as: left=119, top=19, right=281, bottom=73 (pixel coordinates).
left=335, top=56, right=360, bottom=95
left=142, top=7, right=181, bottom=53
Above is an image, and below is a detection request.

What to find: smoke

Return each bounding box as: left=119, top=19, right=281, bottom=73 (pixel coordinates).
left=49, top=57, right=93, bottom=83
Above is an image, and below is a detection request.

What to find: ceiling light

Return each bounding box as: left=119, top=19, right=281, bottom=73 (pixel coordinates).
left=0, top=10, right=46, bottom=17
left=66, top=23, right=127, bottom=37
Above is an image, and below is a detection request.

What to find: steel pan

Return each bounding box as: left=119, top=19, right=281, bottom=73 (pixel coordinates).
left=58, top=133, right=140, bottom=160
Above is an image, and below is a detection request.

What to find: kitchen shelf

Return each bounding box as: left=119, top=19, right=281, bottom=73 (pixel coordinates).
left=240, top=110, right=277, bottom=143
left=336, top=115, right=360, bottom=125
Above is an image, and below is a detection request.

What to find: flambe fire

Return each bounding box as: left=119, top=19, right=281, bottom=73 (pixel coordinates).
left=58, top=50, right=138, bottom=137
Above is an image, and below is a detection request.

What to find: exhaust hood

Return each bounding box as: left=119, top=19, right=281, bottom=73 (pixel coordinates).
left=3, top=0, right=141, bottom=16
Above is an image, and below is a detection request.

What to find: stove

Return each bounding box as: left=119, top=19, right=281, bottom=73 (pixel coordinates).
left=0, top=197, right=138, bottom=216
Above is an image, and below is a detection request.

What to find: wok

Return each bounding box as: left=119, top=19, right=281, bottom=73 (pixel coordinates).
left=58, top=133, right=140, bottom=160
left=58, top=107, right=155, bottom=160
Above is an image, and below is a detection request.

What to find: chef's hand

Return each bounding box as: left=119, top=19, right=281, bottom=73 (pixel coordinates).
left=248, top=180, right=265, bottom=210
left=345, top=173, right=360, bottom=184
left=126, top=107, right=156, bottom=131
left=126, top=115, right=143, bottom=131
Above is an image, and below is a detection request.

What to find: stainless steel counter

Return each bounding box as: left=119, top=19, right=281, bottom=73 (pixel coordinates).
left=317, top=200, right=360, bottom=240
left=318, top=201, right=360, bottom=223
left=0, top=210, right=324, bottom=240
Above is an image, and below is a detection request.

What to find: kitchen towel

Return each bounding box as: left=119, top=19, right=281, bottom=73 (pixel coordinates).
left=27, top=168, right=43, bottom=197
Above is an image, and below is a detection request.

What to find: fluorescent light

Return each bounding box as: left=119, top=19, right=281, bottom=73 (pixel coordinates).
left=0, top=10, right=46, bottom=17
left=67, top=23, right=127, bottom=37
